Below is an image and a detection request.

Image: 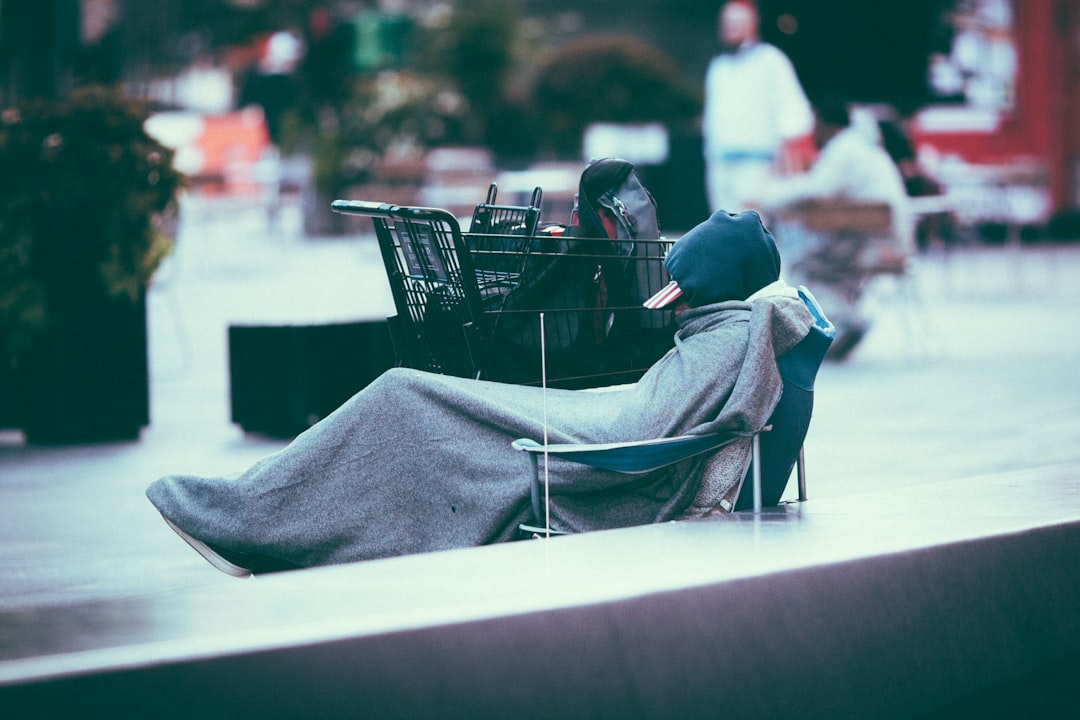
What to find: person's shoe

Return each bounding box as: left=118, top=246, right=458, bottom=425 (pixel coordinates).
left=826, top=326, right=867, bottom=361
left=162, top=516, right=253, bottom=578
left=161, top=516, right=303, bottom=577
left=219, top=547, right=301, bottom=575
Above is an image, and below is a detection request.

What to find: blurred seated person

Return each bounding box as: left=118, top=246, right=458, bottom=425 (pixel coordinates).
left=758, top=100, right=914, bottom=359
left=147, top=211, right=818, bottom=577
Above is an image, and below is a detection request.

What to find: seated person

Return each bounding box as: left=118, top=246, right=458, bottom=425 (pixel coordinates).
left=758, top=100, right=913, bottom=359
left=147, top=211, right=817, bottom=577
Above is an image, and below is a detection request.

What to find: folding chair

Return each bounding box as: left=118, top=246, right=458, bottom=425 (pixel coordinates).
left=513, top=286, right=834, bottom=537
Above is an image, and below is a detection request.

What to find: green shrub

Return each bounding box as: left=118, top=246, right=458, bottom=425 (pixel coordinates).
left=531, top=35, right=702, bottom=157
left=0, top=86, right=184, bottom=355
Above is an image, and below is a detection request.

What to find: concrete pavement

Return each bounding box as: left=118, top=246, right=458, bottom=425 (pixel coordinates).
left=2, top=191, right=1079, bottom=612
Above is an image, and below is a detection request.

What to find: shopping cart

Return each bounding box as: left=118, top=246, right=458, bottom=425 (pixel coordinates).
left=331, top=195, right=676, bottom=388
left=466, top=183, right=543, bottom=282
left=468, top=183, right=543, bottom=234
left=478, top=229, right=677, bottom=387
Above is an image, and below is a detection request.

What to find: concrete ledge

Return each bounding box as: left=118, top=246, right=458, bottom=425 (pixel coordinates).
left=2, top=466, right=1078, bottom=719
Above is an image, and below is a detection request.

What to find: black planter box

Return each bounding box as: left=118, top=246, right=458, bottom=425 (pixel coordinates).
left=229, top=320, right=395, bottom=438
left=13, top=292, right=149, bottom=445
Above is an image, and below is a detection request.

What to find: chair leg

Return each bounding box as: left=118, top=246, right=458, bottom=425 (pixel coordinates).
left=527, top=454, right=542, bottom=523
left=525, top=454, right=564, bottom=537
left=797, top=446, right=808, bottom=502
left=752, top=434, right=762, bottom=513
left=517, top=523, right=568, bottom=540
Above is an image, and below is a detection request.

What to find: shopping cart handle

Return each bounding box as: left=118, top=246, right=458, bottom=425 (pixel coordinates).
left=331, top=200, right=457, bottom=223
left=330, top=199, right=398, bottom=216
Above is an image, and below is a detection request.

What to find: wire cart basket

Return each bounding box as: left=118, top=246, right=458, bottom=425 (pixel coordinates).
left=332, top=189, right=676, bottom=389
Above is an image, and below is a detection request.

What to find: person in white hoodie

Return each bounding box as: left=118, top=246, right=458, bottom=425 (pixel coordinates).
left=702, top=0, right=814, bottom=214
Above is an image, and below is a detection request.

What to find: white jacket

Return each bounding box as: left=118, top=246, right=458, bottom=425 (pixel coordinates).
left=703, top=43, right=814, bottom=158
left=761, top=126, right=915, bottom=252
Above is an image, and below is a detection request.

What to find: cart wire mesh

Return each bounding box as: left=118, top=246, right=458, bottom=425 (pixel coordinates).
left=331, top=198, right=677, bottom=389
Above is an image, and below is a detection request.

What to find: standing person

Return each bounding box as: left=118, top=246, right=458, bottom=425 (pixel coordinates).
left=239, top=28, right=305, bottom=148
left=702, top=0, right=814, bottom=214
left=759, top=101, right=914, bottom=359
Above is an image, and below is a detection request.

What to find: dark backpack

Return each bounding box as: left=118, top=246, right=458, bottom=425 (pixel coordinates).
left=481, top=159, right=672, bottom=386
left=571, top=157, right=660, bottom=242
left=571, top=158, right=674, bottom=358
left=569, top=158, right=669, bottom=317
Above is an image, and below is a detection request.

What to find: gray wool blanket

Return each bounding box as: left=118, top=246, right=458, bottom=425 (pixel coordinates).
left=147, top=290, right=814, bottom=567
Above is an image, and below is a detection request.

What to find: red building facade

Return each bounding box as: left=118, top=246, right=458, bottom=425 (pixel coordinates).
left=911, top=0, right=1080, bottom=216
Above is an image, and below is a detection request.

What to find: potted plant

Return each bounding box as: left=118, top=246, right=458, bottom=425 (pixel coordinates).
left=0, top=86, right=184, bottom=443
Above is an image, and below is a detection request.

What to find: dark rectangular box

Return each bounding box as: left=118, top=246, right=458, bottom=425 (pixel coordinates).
left=229, top=320, right=395, bottom=438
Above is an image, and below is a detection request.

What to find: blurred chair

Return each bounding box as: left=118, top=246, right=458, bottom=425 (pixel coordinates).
left=772, top=197, right=925, bottom=358
left=776, top=197, right=907, bottom=274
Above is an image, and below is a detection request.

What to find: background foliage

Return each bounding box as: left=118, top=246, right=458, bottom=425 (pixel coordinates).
left=531, top=35, right=701, bottom=157
left=0, top=86, right=184, bottom=355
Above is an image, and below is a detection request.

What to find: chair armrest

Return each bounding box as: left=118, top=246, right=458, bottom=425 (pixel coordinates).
left=511, top=431, right=753, bottom=475
left=778, top=198, right=893, bottom=233
left=796, top=285, right=835, bottom=336
left=512, top=428, right=771, bottom=527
